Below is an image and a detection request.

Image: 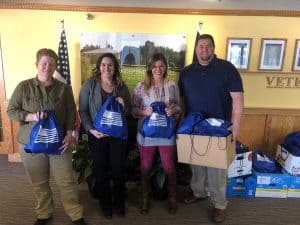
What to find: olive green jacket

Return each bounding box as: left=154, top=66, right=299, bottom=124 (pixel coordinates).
left=7, top=77, right=76, bottom=145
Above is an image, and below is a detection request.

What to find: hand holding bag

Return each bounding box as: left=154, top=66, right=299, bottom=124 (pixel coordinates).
left=140, top=101, right=174, bottom=139
left=24, top=110, right=64, bottom=155
left=93, top=96, right=128, bottom=140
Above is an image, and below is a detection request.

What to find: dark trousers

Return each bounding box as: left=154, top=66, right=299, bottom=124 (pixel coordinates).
left=88, top=134, right=126, bottom=211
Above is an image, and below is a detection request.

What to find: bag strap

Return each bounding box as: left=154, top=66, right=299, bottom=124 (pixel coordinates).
left=189, top=135, right=211, bottom=161
left=218, top=137, right=228, bottom=150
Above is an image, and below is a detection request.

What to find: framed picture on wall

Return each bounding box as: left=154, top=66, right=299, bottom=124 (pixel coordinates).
left=292, top=39, right=300, bottom=71
left=226, top=38, right=251, bottom=70
left=259, top=38, right=286, bottom=71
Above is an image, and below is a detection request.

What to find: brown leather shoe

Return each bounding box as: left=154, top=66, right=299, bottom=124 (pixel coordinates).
left=183, top=193, right=208, bottom=204
left=212, top=208, right=226, bottom=223
left=33, top=216, right=52, bottom=225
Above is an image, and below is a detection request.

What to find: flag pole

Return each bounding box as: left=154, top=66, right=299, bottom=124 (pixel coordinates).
left=55, top=19, right=70, bottom=85
left=192, top=21, right=203, bottom=63
left=60, top=19, right=64, bottom=30
left=198, top=21, right=203, bottom=34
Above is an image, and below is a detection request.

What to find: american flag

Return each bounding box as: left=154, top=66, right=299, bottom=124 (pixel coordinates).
left=55, top=28, right=71, bottom=85
left=55, top=23, right=81, bottom=136
left=192, top=22, right=203, bottom=63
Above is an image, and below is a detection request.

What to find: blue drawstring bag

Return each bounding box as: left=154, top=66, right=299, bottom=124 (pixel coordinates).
left=282, top=131, right=300, bottom=156
left=93, top=96, right=128, bottom=140
left=140, top=101, right=174, bottom=139
left=24, top=110, right=64, bottom=155
left=193, top=118, right=232, bottom=137
left=177, top=112, right=205, bottom=134
left=252, top=151, right=277, bottom=173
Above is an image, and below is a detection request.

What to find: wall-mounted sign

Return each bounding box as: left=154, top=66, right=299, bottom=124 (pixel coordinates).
left=266, top=75, right=300, bottom=88
left=80, top=32, right=186, bottom=93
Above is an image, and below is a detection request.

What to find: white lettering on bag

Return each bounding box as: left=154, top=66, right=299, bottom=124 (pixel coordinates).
left=100, top=110, right=123, bottom=127
left=35, top=126, right=60, bottom=143
left=148, top=112, right=167, bottom=127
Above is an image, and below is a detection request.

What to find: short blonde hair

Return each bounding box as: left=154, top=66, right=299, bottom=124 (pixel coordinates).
left=36, top=48, right=58, bottom=64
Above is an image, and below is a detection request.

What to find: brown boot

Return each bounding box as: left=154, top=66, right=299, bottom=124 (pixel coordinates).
left=167, top=173, right=177, bottom=214
left=212, top=208, right=226, bottom=223
left=140, top=174, right=150, bottom=214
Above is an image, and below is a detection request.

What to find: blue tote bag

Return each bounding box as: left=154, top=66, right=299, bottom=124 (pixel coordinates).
left=140, top=101, right=174, bottom=139
left=252, top=151, right=277, bottom=173
left=93, top=96, right=128, bottom=140
left=177, top=112, right=205, bottom=134
left=193, top=118, right=232, bottom=137
left=24, top=110, right=64, bottom=155
left=283, top=131, right=300, bottom=156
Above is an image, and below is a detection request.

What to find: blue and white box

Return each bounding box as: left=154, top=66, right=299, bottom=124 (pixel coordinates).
left=226, top=175, right=256, bottom=198
left=287, top=175, right=300, bottom=198
left=228, top=151, right=252, bottom=178
left=276, top=145, right=300, bottom=175
left=254, top=171, right=291, bottom=198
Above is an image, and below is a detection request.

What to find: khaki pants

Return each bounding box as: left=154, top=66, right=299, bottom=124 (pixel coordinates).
left=190, top=165, right=228, bottom=209
left=19, top=144, right=83, bottom=220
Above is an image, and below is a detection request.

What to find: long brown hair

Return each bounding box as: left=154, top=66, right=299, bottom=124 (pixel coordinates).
left=92, top=52, right=124, bottom=88
left=143, top=52, right=168, bottom=91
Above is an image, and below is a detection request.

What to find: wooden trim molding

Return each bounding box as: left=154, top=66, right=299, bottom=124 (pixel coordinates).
left=0, top=3, right=300, bottom=17
left=244, top=107, right=300, bottom=116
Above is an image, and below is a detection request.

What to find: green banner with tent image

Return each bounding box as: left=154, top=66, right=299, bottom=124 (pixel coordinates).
left=80, top=32, right=186, bottom=93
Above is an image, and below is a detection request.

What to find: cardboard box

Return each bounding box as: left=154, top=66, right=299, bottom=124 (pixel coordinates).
left=228, top=151, right=253, bottom=178
left=226, top=175, right=256, bottom=198
left=176, top=134, right=235, bottom=169
left=287, top=175, right=300, bottom=198
left=276, top=145, right=300, bottom=175
left=281, top=168, right=300, bottom=198
left=254, top=171, right=291, bottom=198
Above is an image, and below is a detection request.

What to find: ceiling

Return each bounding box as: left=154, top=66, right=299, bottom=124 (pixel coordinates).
left=2, top=0, right=300, bottom=11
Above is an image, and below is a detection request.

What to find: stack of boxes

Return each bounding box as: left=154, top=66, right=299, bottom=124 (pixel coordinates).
left=226, top=150, right=256, bottom=198
left=226, top=142, right=300, bottom=199
left=176, top=120, right=300, bottom=199
left=276, top=145, right=300, bottom=198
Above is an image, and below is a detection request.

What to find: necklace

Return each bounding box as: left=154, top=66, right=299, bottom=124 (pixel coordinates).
left=153, top=85, right=165, bottom=101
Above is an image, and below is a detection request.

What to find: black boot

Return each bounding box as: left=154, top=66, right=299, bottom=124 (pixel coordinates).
left=113, top=180, right=126, bottom=217
left=140, top=174, right=150, bottom=214
left=168, top=173, right=177, bottom=214
left=99, top=188, right=112, bottom=219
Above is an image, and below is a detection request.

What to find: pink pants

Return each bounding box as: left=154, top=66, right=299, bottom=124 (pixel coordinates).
left=138, top=145, right=176, bottom=175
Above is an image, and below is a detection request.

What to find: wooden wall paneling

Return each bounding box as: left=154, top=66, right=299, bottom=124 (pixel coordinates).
left=238, top=114, right=267, bottom=151
left=0, top=101, right=13, bottom=154
left=11, top=120, right=19, bottom=154
left=292, top=116, right=300, bottom=131
left=0, top=34, right=10, bottom=154
left=265, top=115, right=295, bottom=156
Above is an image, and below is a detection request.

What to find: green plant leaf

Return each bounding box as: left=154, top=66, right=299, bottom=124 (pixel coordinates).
left=156, top=170, right=166, bottom=189
left=84, top=166, right=93, bottom=179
